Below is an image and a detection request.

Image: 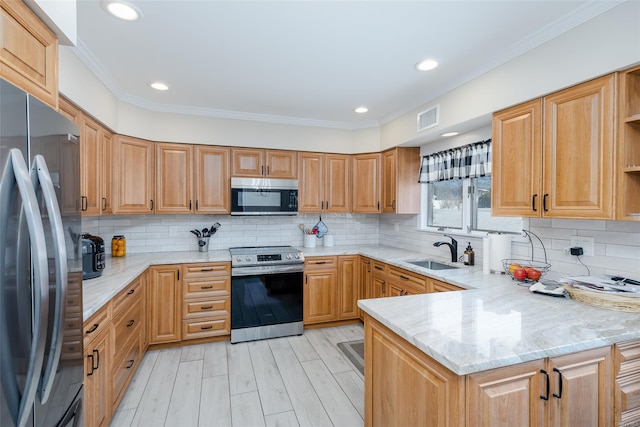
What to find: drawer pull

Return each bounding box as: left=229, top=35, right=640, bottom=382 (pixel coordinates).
left=314, top=261, right=326, bottom=265
left=200, top=268, right=214, bottom=272
left=127, top=289, right=135, bottom=295
left=200, top=306, right=213, bottom=310
left=374, top=266, right=383, bottom=270
left=400, top=275, right=409, bottom=281
left=201, top=285, right=213, bottom=289
left=201, top=326, right=213, bottom=330
left=125, top=360, right=135, bottom=369
left=127, top=320, right=135, bottom=327
left=85, top=324, right=99, bottom=334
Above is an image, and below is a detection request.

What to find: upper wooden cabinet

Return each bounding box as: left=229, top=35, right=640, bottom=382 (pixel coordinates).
left=0, top=0, right=58, bottom=108
left=113, top=135, right=155, bottom=214
left=231, top=147, right=297, bottom=178
left=59, top=97, right=113, bottom=217
left=617, top=65, right=640, bottom=221
left=492, top=74, right=616, bottom=219
left=298, top=152, right=350, bottom=213
left=352, top=153, right=381, bottom=213
left=155, top=143, right=193, bottom=214
left=381, top=147, right=421, bottom=214
left=194, top=145, right=230, bottom=214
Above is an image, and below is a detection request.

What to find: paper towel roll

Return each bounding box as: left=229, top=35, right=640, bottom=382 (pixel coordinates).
left=482, top=237, right=491, bottom=274
left=488, top=234, right=512, bottom=273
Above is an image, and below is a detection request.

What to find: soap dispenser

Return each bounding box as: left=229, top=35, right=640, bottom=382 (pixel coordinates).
left=464, top=242, right=475, bottom=266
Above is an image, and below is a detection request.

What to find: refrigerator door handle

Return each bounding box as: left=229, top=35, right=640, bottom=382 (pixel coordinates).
left=31, top=155, right=68, bottom=404
left=0, top=149, right=49, bottom=427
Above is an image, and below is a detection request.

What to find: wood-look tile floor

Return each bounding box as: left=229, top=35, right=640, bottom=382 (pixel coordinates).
left=110, top=324, right=365, bottom=427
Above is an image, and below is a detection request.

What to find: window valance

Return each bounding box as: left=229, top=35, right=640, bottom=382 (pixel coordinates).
left=418, top=139, right=491, bottom=184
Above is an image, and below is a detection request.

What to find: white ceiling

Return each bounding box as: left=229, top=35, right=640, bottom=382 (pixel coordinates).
left=74, top=0, right=620, bottom=130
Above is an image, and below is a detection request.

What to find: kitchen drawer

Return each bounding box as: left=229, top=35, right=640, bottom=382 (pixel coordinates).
left=83, top=304, right=111, bottom=346
left=183, top=276, right=230, bottom=299
left=305, top=256, right=337, bottom=269
left=183, top=262, right=230, bottom=279
left=112, top=334, right=142, bottom=406
left=60, top=340, right=83, bottom=361
left=182, top=297, right=229, bottom=319
left=616, top=340, right=640, bottom=423
left=388, top=266, right=426, bottom=293
left=430, top=279, right=463, bottom=293
left=113, top=301, right=142, bottom=350
left=64, top=316, right=82, bottom=336
left=112, top=276, right=143, bottom=315
left=182, top=316, right=229, bottom=340
left=66, top=290, right=83, bottom=316
left=371, top=260, right=387, bottom=277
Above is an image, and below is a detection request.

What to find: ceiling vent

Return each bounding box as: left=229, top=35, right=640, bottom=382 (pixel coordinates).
left=417, top=105, right=439, bottom=132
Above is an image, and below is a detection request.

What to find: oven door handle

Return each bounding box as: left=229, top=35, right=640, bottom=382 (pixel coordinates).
left=232, top=264, right=304, bottom=277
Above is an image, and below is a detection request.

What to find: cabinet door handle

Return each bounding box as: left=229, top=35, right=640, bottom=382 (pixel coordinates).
left=377, top=201, right=380, bottom=210
left=543, top=194, right=548, bottom=212
left=126, top=360, right=135, bottom=369
left=150, top=199, right=154, bottom=211
left=85, top=323, right=99, bottom=335
left=382, top=282, right=385, bottom=293
left=392, top=200, right=396, bottom=210
left=127, top=289, right=135, bottom=295
left=86, top=354, right=94, bottom=376
left=189, top=200, right=192, bottom=210
left=532, top=194, right=538, bottom=212
left=261, top=165, right=264, bottom=175
left=196, top=200, right=199, bottom=210
left=93, top=349, right=100, bottom=371
left=552, top=367, right=563, bottom=399
left=374, top=266, right=383, bottom=271
left=266, top=166, right=270, bottom=175
left=126, top=320, right=135, bottom=327
left=325, top=200, right=329, bottom=210
left=201, top=325, right=213, bottom=330
left=540, top=369, right=550, bottom=401
left=400, top=275, right=409, bottom=281
left=102, top=197, right=107, bottom=211
left=201, top=285, right=213, bottom=289
left=81, top=196, right=87, bottom=211
left=321, top=201, right=324, bottom=210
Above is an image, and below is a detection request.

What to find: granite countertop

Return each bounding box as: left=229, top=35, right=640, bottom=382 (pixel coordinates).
left=82, top=245, right=640, bottom=378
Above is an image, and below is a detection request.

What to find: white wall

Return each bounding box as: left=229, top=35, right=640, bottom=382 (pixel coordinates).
left=382, top=0, right=640, bottom=149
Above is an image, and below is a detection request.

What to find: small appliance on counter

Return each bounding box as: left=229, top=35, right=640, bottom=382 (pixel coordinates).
left=82, top=233, right=105, bottom=279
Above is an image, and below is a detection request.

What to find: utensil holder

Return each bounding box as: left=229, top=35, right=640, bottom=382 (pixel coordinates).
left=303, top=234, right=316, bottom=248
left=198, top=237, right=210, bottom=252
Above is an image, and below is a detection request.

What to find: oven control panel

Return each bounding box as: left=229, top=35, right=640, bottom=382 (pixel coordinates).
left=230, top=246, right=304, bottom=267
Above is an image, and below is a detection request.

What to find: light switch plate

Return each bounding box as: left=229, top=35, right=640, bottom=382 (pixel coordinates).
left=569, top=236, right=594, bottom=256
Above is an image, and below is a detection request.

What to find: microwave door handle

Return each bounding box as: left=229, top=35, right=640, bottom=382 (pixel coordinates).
left=31, top=155, right=68, bottom=403
left=0, top=149, right=49, bottom=427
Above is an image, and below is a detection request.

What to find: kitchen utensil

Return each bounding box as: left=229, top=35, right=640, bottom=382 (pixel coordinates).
left=209, top=222, right=221, bottom=236
left=202, top=227, right=210, bottom=237
left=299, top=223, right=305, bottom=234
left=190, top=229, right=201, bottom=238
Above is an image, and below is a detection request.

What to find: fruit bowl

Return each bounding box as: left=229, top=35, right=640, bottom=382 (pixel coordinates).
left=502, top=259, right=551, bottom=282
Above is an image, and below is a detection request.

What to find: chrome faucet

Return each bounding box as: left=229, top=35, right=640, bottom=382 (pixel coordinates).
left=433, top=235, right=458, bottom=262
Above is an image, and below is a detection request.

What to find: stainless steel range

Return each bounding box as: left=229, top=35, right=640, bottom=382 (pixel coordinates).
left=230, top=246, right=304, bottom=344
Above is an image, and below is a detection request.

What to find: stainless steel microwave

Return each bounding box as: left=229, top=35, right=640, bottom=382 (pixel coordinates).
left=230, top=177, right=298, bottom=215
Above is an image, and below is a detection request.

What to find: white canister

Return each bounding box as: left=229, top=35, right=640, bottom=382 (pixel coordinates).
left=304, top=234, right=317, bottom=248
left=323, top=234, right=334, bottom=247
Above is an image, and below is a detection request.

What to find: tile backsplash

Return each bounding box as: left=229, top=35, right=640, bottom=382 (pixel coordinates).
left=83, top=213, right=640, bottom=279
left=82, top=213, right=380, bottom=253
left=379, top=215, right=640, bottom=279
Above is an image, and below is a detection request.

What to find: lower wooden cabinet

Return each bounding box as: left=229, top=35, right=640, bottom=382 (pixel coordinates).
left=148, top=265, right=182, bottom=344
left=181, top=262, right=231, bottom=340
left=359, top=257, right=372, bottom=320
left=430, top=278, right=464, bottom=292
left=338, top=255, right=360, bottom=319
left=83, top=306, right=112, bottom=427
left=365, top=315, right=465, bottom=427
left=365, top=314, right=613, bottom=427
left=304, top=256, right=338, bottom=324
left=614, top=340, right=640, bottom=425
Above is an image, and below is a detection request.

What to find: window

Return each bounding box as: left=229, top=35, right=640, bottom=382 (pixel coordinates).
left=419, top=140, right=521, bottom=234
left=423, top=176, right=521, bottom=233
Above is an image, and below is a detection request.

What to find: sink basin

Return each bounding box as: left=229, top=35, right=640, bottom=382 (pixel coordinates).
left=407, top=260, right=458, bottom=270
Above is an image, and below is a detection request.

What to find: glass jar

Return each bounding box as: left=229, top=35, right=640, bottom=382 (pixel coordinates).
left=111, top=235, right=126, bottom=257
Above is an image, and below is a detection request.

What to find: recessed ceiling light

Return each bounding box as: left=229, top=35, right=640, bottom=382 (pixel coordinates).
left=101, top=1, right=142, bottom=21
left=441, top=132, right=459, bottom=137
left=354, top=107, right=368, bottom=114
left=415, top=59, right=439, bottom=71
left=150, top=82, right=169, bottom=91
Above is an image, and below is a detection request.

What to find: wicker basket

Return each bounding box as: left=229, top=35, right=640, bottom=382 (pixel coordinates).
left=564, top=285, right=640, bottom=313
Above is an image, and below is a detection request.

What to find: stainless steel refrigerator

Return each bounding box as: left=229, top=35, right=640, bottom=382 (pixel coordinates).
left=1, top=79, right=84, bottom=427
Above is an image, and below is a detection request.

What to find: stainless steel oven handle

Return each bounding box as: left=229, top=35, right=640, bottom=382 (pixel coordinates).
left=232, top=264, right=304, bottom=277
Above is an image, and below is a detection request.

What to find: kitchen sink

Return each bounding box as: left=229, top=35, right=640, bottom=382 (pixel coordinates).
left=406, top=260, right=458, bottom=270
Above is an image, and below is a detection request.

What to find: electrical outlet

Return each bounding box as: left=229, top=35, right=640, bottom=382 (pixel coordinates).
left=569, top=236, right=594, bottom=256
